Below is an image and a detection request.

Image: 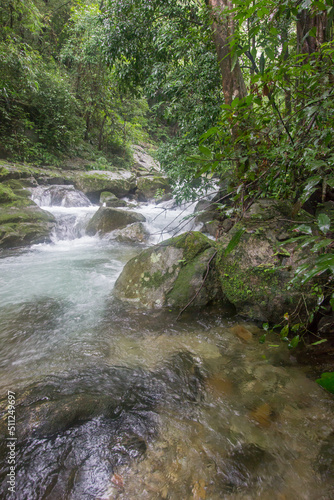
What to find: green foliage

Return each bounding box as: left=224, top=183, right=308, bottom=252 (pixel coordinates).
left=316, top=372, right=334, bottom=393
left=103, top=0, right=223, bottom=197
left=0, top=0, right=153, bottom=165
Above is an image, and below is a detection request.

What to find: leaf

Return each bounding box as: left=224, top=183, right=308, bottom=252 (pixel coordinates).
left=317, top=213, right=331, bottom=233
left=300, top=176, right=321, bottom=204
left=231, top=97, right=240, bottom=109
left=330, top=297, right=334, bottom=311
left=294, top=224, right=312, bottom=235
left=316, top=372, right=334, bottom=394
left=259, top=52, right=265, bottom=74
left=280, top=325, right=289, bottom=338
left=259, top=334, right=267, bottom=344
left=311, top=238, right=333, bottom=252
left=288, top=335, right=300, bottom=349
left=311, top=339, right=327, bottom=345
left=231, top=52, right=238, bottom=72
left=224, top=228, right=245, bottom=257
left=265, top=47, right=275, bottom=61
left=198, top=144, right=212, bottom=157
left=199, top=127, right=219, bottom=142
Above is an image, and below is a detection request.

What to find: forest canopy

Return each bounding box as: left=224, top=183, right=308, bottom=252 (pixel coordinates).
left=1, top=0, right=333, bottom=206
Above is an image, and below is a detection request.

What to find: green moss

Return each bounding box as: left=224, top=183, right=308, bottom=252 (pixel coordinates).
left=140, top=270, right=170, bottom=289
left=162, top=231, right=213, bottom=263
left=0, top=184, right=16, bottom=204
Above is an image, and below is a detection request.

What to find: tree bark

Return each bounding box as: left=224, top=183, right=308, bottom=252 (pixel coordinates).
left=297, top=9, right=328, bottom=54
left=207, top=0, right=247, bottom=106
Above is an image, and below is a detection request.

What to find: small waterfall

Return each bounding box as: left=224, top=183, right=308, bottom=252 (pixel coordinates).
left=30, top=185, right=98, bottom=242
left=48, top=206, right=99, bottom=241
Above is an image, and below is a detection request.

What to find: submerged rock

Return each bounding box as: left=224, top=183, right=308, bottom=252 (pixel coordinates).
left=0, top=354, right=204, bottom=499
left=113, top=231, right=226, bottom=309
left=86, top=207, right=146, bottom=236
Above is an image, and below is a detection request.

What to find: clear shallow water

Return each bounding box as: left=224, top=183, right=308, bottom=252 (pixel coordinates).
left=0, top=200, right=333, bottom=499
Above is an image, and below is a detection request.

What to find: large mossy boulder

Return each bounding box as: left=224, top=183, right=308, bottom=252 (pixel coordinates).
left=0, top=199, right=56, bottom=248
left=74, top=170, right=136, bottom=202
left=113, top=231, right=225, bottom=308
left=86, top=207, right=146, bottom=236
left=136, top=175, right=171, bottom=201
left=215, top=215, right=318, bottom=323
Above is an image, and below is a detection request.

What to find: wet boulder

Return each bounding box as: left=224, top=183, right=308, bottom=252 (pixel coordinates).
left=99, top=191, right=128, bottom=208
left=114, top=222, right=150, bottom=243
left=0, top=199, right=55, bottom=249
left=75, top=170, right=136, bottom=202
left=86, top=207, right=146, bottom=236
left=30, top=185, right=91, bottom=207
left=136, top=175, right=171, bottom=201
left=113, top=231, right=225, bottom=309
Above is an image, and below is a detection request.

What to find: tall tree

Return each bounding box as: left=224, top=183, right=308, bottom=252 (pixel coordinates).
left=206, top=0, right=247, bottom=105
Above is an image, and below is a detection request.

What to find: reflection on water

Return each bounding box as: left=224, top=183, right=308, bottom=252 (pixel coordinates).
left=0, top=203, right=333, bottom=499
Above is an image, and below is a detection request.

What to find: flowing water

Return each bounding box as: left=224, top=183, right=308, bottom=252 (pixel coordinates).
left=0, top=189, right=333, bottom=499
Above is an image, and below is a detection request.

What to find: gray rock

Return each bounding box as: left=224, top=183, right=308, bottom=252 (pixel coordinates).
left=86, top=207, right=146, bottom=236
left=113, top=231, right=226, bottom=309
left=114, top=222, right=150, bottom=243
left=99, top=191, right=127, bottom=207
left=132, top=145, right=160, bottom=173
left=75, top=170, right=136, bottom=201
left=136, top=175, right=171, bottom=201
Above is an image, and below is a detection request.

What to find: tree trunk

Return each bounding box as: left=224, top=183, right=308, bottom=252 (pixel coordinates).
left=297, top=9, right=328, bottom=54
left=207, top=0, right=247, bottom=106
left=98, top=114, right=107, bottom=150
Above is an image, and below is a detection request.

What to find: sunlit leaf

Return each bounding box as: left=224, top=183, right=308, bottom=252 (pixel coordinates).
left=288, top=335, right=300, bottom=349
left=316, top=372, right=334, bottom=394
left=311, top=339, right=327, bottom=345
left=317, top=213, right=331, bottom=233
left=224, top=228, right=245, bottom=257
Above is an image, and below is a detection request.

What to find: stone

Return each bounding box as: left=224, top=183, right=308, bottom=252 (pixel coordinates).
left=0, top=199, right=55, bottom=249
left=249, top=403, right=272, bottom=427
left=113, top=231, right=227, bottom=309
left=230, top=325, right=253, bottom=342
left=30, top=185, right=91, bottom=207
left=114, top=222, right=150, bottom=243
left=132, top=145, right=160, bottom=173
left=86, top=207, right=146, bottom=236
left=99, top=191, right=127, bottom=207
left=215, top=223, right=319, bottom=323
left=136, top=175, right=171, bottom=201
left=74, top=170, right=136, bottom=202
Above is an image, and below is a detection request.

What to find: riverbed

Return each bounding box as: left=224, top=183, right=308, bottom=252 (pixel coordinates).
left=0, top=198, right=333, bottom=499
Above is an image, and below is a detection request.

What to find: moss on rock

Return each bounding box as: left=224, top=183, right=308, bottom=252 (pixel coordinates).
left=113, top=231, right=225, bottom=309
left=216, top=227, right=318, bottom=323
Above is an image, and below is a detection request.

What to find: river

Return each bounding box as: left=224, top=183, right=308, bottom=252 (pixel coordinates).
left=0, top=192, right=333, bottom=499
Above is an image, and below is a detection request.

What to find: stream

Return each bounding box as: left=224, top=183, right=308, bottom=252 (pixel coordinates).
left=0, top=189, right=333, bottom=499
